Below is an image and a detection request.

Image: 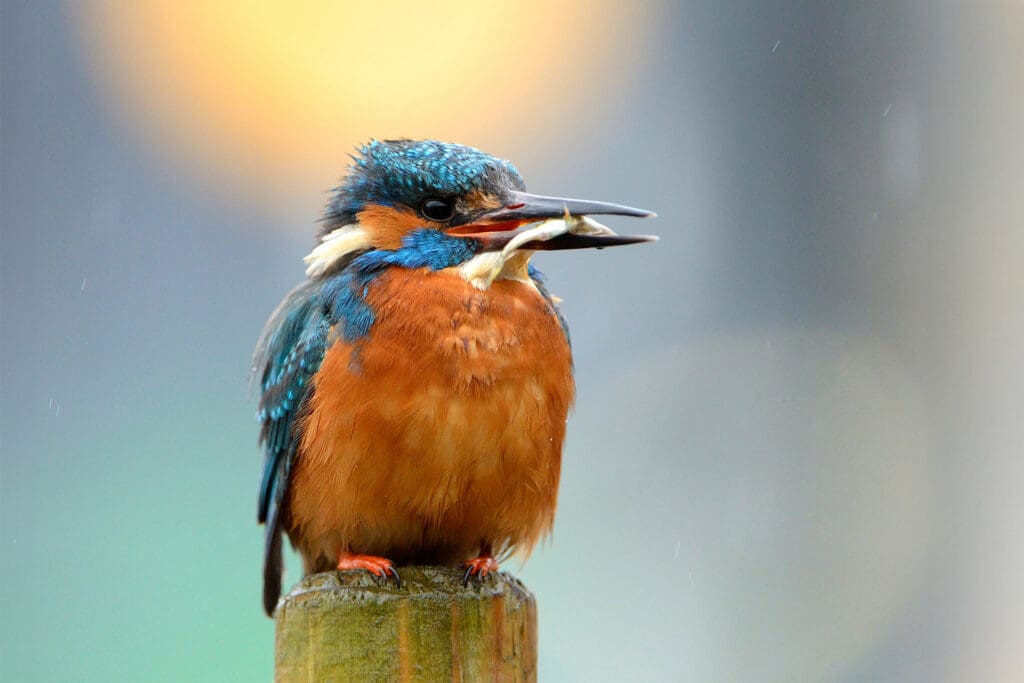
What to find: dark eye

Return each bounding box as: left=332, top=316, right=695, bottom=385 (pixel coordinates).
left=420, top=197, right=456, bottom=222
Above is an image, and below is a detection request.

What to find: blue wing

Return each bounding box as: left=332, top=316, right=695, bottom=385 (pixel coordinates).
left=253, top=279, right=329, bottom=615
left=254, top=248, right=384, bottom=615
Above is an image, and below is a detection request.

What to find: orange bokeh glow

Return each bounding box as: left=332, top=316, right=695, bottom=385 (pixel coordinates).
left=73, top=1, right=651, bottom=201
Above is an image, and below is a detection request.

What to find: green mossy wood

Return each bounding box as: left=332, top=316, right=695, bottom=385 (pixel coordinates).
left=274, top=566, right=537, bottom=682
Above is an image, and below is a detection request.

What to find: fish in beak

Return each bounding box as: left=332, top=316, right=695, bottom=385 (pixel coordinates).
left=447, top=191, right=658, bottom=251
left=449, top=192, right=657, bottom=289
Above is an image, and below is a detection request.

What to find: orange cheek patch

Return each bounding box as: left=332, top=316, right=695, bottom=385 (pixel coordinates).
left=357, top=205, right=440, bottom=250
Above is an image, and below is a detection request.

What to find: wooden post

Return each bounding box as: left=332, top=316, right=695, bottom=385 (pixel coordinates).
left=274, top=566, right=537, bottom=682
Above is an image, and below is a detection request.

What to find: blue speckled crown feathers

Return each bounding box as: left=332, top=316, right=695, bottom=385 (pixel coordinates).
left=321, top=139, right=525, bottom=235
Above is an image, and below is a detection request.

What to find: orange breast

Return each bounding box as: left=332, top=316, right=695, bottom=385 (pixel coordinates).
left=287, top=267, right=574, bottom=570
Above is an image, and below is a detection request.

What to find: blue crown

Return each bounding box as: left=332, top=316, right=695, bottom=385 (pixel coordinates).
left=322, top=139, right=525, bottom=234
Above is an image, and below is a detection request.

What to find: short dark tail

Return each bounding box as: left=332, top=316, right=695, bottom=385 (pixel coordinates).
left=262, top=503, right=284, bottom=616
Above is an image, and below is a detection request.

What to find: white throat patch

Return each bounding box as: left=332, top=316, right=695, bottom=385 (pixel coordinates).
left=303, top=224, right=371, bottom=277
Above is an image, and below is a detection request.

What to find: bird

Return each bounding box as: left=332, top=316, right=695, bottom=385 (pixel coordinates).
left=254, top=139, right=655, bottom=616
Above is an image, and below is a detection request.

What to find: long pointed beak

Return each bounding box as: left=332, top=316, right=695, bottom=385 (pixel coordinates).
left=481, top=191, right=655, bottom=222
left=449, top=191, right=657, bottom=251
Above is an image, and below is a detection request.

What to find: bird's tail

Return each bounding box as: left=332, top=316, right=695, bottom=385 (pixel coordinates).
left=262, top=501, right=284, bottom=616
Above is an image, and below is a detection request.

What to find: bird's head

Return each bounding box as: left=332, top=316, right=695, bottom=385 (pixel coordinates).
left=305, top=139, right=655, bottom=286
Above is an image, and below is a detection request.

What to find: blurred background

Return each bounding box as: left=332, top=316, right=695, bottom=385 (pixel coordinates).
left=2, top=2, right=1022, bottom=681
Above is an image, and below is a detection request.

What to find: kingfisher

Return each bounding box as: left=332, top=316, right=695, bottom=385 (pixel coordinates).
left=255, top=139, right=655, bottom=615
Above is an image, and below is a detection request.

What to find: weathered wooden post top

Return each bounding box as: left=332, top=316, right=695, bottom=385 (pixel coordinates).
left=274, top=566, right=537, bottom=682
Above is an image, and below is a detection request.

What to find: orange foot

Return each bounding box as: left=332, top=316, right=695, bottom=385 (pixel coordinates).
left=462, top=555, right=499, bottom=586
left=336, top=552, right=401, bottom=587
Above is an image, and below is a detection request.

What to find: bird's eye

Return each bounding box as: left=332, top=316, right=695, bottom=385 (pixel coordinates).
left=420, top=198, right=456, bottom=222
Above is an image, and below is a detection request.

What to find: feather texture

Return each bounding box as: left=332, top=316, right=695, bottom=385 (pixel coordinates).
left=289, top=267, right=574, bottom=573
left=254, top=251, right=571, bottom=613
left=254, top=139, right=587, bottom=616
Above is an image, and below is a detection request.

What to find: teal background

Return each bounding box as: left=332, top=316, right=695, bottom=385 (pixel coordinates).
left=3, top=2, right=1024, bottom=681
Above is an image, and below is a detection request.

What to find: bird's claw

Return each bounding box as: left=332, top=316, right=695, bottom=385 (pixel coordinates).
left=374, top=562, right=401, bottom=588
left=462, top=555, right=499, bottom=586
left=336, top=552, right=401, bottom=588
